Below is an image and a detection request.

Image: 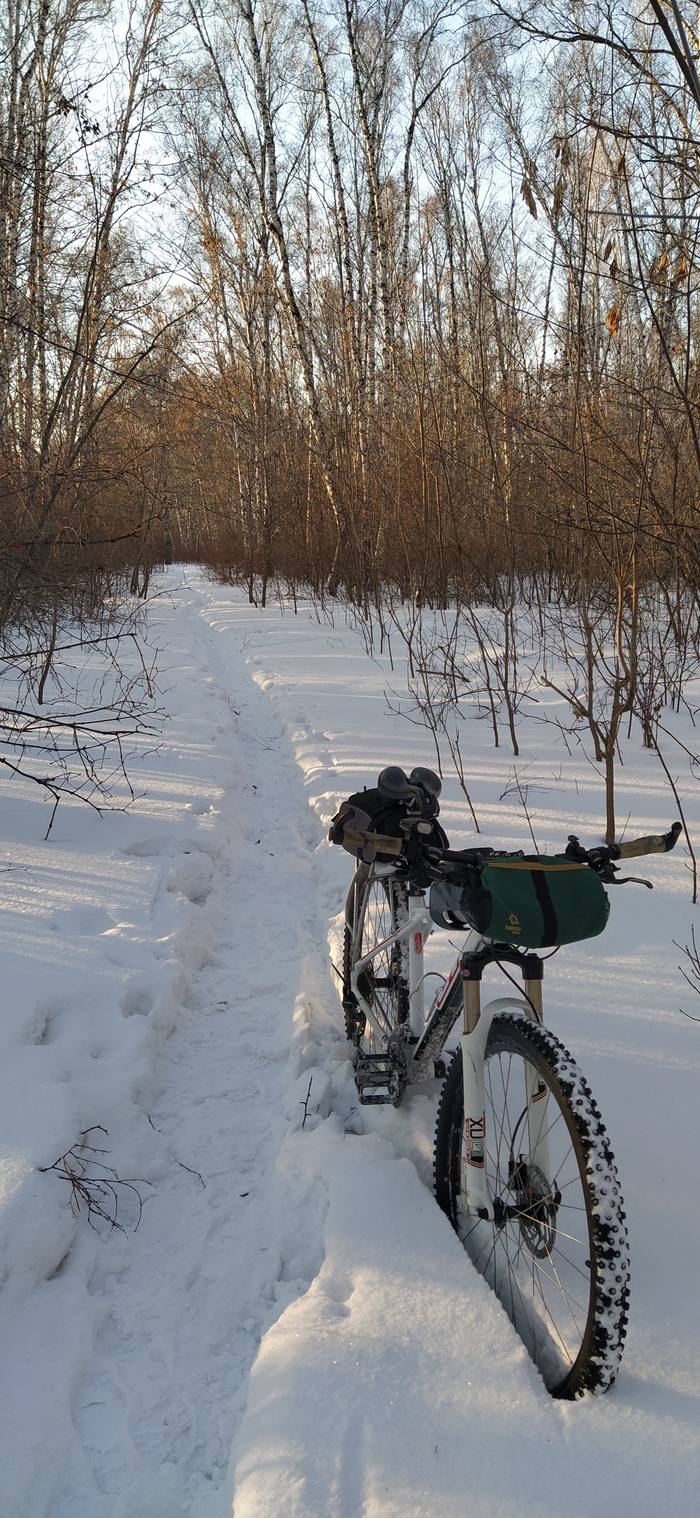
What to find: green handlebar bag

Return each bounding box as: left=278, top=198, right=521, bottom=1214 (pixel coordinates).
left=459, top=855, right=610, bottom=949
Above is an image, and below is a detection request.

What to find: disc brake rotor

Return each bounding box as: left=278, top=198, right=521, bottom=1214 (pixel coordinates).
left=508, top=1159, right=560, bottom=1259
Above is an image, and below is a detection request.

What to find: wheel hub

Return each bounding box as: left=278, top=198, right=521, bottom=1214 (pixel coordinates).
left=509, top=1158, right=560, bottom=1258
left=490, top=1160, right=561, bottom=1259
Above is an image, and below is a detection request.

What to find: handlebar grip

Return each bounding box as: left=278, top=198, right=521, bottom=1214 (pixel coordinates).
left=617, top=822, right=682, bottom=858
left=343, top=827, right=404, bottom=858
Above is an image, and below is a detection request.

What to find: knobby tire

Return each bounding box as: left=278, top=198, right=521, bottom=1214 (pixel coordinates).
left=434, top=1013, right=629, bottom=1397
left=343, top=868, right=410, bottom=1054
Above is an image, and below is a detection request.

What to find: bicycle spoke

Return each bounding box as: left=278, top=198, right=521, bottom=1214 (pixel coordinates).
left=454, top=1033, right=606, bottom=1389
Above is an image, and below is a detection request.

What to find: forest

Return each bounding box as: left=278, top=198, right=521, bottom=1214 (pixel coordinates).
left=3, top=0, right=700, bottom=838
left=2, top=13, right=700, bottom=1505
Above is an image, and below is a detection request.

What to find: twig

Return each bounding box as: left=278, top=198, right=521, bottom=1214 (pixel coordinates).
left=300, top=1075, right=315, bottom=1128
left=38, top=1126, right=149, bottom=1232
left=176, top=1159, right=206, bottom=1187
left=674, top=929, right=700, bottom=1022
left=501, top=766, right=540, bottom=852
left=651, top=737, right=697, bottom=903
left=445, top=727, right=480, bottom=832
left=147, top=1114, right=205, bottom=1185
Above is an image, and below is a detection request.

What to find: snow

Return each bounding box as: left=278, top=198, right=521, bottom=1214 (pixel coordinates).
left=0, top=567, right=698, bottom=1516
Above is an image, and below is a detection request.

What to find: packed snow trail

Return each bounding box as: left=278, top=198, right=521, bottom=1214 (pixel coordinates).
left=0, top=567, right=698, bottom=1516
left=0, top=576, right=347, bottom=1516
left=49, top=587, right=340, bottom=1516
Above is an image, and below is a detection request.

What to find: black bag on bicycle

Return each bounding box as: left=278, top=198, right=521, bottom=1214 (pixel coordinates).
left=329, top=786, right=448, bottom=864
left=430, top=854, right=609, bottom=949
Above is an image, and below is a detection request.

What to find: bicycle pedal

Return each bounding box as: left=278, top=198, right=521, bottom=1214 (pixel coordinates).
left=355, top=1054, right=399, bottom=1106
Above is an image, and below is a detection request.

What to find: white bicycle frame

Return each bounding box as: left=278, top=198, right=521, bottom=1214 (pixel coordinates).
left=350, top=872, right=551, bottom=1221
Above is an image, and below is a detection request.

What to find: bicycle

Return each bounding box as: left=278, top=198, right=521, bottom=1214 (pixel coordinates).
left=335, top=765, right=681, bottom=1399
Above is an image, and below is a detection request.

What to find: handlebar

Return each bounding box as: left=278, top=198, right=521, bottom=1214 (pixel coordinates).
left=615, top=823, right=682, bottom=858
left=343, top=827, right=403, bottom=857
left=564, top=821, right=681, bottom=878
left=343, top=811, right=682, bottom=886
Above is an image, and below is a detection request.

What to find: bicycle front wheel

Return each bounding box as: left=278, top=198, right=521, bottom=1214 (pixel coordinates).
left=343, top=866, right=409, bottom=1054
left=434, top=1014, right=629, bottom=1397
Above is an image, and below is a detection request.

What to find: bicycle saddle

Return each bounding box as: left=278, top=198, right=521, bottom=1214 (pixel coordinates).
left=377, top=765, right=442, bottom=813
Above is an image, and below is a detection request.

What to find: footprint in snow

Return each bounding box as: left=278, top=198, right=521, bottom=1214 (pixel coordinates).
left=167, top=852, right=216, bottom=905
left=49, top=905, right=115, bottom=935
left=121, top=838, right=167, bottom=858
left=23, top=997, right=66, bottom=1044
left=121, top=983, right=155, bottom=1018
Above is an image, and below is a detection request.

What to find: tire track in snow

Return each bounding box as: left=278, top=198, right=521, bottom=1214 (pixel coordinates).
left=52, top=582, right=337, bottom=1518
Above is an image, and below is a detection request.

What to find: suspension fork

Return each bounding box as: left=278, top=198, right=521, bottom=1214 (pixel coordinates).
left=459, top=952, right=547, bottom=1219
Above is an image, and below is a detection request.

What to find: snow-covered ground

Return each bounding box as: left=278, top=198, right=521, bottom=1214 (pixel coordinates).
left=1, top=568, right=698, bottom=1517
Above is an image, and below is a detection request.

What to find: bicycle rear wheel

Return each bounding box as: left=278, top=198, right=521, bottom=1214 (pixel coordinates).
left=343, top=866, right=409, bottom=1053
left=434, top=1013, right=629, bottom=1397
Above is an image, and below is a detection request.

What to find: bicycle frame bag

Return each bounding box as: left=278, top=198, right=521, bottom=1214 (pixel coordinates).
left=430, top=855, right=609, bottom=949
left=329, top=787, right=448, bottom=864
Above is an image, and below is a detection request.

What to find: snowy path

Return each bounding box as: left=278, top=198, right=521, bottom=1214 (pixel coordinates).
left=0, top=577, right=345, bottom=1516
left=0, top=569, right=698, bottom=1516
left=54, top=587, right=335, bottom=1516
